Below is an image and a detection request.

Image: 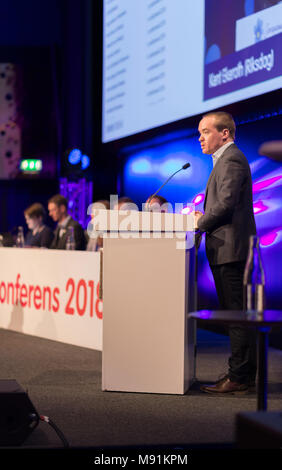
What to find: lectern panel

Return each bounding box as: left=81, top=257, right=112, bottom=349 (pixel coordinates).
left=102, top=237, right=194, bottom=394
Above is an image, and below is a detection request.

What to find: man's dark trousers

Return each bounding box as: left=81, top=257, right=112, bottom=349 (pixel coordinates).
left=210, top=260, right=257, bottom=385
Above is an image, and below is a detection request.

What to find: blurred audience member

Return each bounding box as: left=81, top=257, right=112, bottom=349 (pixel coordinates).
left=113, top=196, right=136, bottom=210
left=145, top=195, right=171, bottom=212
left=87, top=200, right=110, bottom=251
left=48, top=194, right=86, bottom=250
left=24, top=203, right=54, bottom=248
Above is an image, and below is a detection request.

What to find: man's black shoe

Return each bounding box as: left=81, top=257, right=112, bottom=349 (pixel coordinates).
left=200, top=377, right=249, bottom=395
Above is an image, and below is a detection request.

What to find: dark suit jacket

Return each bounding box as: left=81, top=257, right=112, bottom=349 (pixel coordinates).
left=50, top=217, right=86, bottom=251
left=197, top=143, right=256, bottom=266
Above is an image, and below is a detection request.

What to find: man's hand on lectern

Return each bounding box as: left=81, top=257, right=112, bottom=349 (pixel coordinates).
left=192, top=210, right=204, bottom=230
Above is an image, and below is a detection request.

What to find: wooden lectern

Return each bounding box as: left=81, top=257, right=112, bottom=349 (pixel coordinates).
left=97, top=210, right=195, bottom=395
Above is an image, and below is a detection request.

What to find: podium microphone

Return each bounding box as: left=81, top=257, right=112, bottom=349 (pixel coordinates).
left=145, top=162, right=191, bottom=210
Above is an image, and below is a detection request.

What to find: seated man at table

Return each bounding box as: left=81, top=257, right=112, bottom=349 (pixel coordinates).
left=24, top=202, right=54, bottom=248
left=48, top=194, right=86, bottom=250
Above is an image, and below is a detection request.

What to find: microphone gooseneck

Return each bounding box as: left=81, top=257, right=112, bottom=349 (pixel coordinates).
left=145, top=162, right=191, bottom=210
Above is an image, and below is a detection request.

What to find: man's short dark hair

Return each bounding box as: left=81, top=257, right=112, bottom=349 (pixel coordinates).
left=203, top=111, right=236, bottom=140
left=48, top=194, right=68, bottom=209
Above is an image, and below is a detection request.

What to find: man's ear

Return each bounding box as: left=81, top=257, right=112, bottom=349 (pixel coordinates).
left=222, top=128, right=230, bottom=141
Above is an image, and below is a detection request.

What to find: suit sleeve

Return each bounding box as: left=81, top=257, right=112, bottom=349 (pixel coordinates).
left=49, top=228, right=58, bottom=249
left=74, top=223, right=86, bottom=250
left=40, top=227, right=54, bottom=248
left=197, top=156, right=246, bottom=233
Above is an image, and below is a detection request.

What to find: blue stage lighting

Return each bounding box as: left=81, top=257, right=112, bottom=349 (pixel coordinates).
left=160, top=158, right=186, bottom=177
left=68, top=148, right=82, bottom=165
left=130, top=158, right=152, bottom=175
left=81, top=154, right=90, bottom=170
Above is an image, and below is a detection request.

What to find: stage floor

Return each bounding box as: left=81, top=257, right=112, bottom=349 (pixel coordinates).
left=1, top=327, right=282, bottom=449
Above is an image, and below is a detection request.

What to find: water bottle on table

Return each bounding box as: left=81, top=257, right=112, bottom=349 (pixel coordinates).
left=16, top=226, right=25, bottom=248
left=66, top=226, right=75, bottom=250
left=243, top=235, right=265, bottom=312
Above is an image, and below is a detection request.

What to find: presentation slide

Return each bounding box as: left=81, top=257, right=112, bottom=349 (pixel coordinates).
left=102, top=0, right=282, bottom=143
left=204, top=1, right=282, bottom=100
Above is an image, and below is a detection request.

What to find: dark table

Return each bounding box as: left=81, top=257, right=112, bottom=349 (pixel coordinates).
left=189, top=310, right=282, bottom=411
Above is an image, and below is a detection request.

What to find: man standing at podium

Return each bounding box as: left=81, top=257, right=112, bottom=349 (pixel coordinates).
left=194, top=111, right=257, bottom=394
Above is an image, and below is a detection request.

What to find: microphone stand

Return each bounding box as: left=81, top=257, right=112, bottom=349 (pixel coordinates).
left=145, top=163, right=190, bottom=211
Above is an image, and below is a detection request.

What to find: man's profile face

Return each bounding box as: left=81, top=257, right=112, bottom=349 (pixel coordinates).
left=48, top=202, right=62, bottom=222
left=198, top=116, right=227, bottom=155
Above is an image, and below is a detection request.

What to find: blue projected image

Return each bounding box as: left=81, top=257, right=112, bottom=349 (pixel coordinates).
left=205, top=44, right=221, bottom=64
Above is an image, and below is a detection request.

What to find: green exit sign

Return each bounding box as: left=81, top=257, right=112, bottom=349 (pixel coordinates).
left=20, top=159, right=42, bottom=172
